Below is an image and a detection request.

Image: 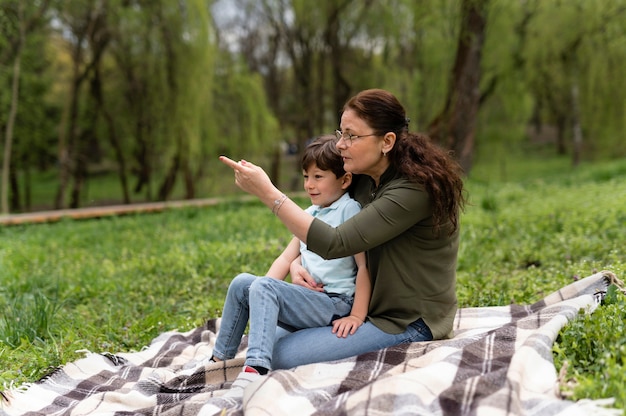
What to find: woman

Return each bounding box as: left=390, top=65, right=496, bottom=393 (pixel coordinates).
left=219, top=88, right=465, bottom=370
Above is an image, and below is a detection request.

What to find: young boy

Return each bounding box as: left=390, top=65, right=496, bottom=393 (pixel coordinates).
left=212, top=135, right=371, bottom=396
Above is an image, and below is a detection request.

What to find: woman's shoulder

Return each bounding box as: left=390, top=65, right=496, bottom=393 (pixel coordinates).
left=377, top=177, right=430, bottom=212
left=379, top=166, right=423, bottom=190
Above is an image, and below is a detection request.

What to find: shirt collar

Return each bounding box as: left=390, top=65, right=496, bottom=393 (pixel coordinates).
left=379, top=164, right=399, bottom=185
left=368, top=164, right=400, bottom=190
left=309, top=192, right=350, bottom=216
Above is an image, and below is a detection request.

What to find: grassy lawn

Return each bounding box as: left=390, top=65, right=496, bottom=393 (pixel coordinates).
left=0, top=155, right=624, bottom=411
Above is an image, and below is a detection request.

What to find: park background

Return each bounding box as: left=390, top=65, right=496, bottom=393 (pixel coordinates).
left=1, top=0, right=625, bottom=413
left=1, top=0, right=624, bottom=214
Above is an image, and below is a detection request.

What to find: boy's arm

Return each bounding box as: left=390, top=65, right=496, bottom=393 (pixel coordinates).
left=349, top=251, right=371, bottom=322
left=332, top=251, right=371, bottom=337
left=290, top=254, right=325, bottom=291
left=266, top=237, right=301, bottom=280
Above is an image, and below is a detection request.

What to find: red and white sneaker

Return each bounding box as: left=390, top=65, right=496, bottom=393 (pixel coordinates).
left=223, top=366, right=263, bottom=398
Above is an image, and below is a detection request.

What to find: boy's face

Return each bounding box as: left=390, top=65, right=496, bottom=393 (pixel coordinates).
left=302, top=163, right=351, bottom=208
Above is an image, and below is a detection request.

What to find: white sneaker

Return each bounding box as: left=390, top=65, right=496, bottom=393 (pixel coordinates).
left=181, top=355, right=214, bottom=371
left=223, top=365, right=262, bottom=398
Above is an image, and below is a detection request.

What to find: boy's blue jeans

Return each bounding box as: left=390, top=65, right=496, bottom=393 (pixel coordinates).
left=212, top=273, right=354, bottom=370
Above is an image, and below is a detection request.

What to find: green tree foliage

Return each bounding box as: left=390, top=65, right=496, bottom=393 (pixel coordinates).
left=39, top=0, right=278, bottom=208
left=480, top=0, right=626, bottom=163
left=2, top=0, right=625, bottom=211
left=375, top=0, right=459, bottom=129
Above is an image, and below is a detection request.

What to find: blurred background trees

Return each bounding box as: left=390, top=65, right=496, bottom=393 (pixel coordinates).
left=1, top=0, right=624, bottom=213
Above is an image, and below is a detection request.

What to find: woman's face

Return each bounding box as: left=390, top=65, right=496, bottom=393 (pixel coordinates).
left=337, top=109, right=390, bottom=182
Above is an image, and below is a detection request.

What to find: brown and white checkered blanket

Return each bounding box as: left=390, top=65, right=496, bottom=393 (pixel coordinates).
left=1, top=271, right=622, bottom=416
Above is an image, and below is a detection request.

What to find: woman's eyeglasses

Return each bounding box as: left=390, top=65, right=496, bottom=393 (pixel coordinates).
left=334, top=130, right=377, bottom=147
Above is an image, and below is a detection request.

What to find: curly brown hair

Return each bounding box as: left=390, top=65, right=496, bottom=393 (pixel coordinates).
left=344, top=89, right=466, bottom=234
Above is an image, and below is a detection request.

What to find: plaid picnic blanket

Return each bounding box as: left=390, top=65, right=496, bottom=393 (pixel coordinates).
left=1, top=270, right=622, bottom=416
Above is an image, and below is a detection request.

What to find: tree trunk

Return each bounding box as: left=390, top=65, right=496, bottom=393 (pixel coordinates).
left=1, top=36, right=22, bottom=214
left=270, top=146, right=281, bottom=189
left=55, top=71, right=82, bottom=209
left=158, top=151, right=180, bottom=201
left=91, top=65, right=131, bottom=204
left=69, top=136, right=88, bottom=209
left=0, top=1, right=51, bottom=213
left=427, top=0, right=489, bottom=175
left=183, top=163, right=195, bottom=199
left=570, top=82, right=583, bottom=167
left=556, top=114, right=567, bottom=155
left=133, top=123, right=152, bottom=200
left=9, top=162, right=20, bottom=212
left=325, top=5, right=352, bottom=125
left=23, top=163, right=31, bottom=211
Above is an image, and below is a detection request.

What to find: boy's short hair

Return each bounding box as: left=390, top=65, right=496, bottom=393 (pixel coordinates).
left=301, top=135, right=346, bottom=179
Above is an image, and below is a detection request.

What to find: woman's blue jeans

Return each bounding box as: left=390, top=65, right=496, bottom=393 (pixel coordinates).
left=271, top=313, right=433, bottom=370
left=212, top=273, right=354, bottom=370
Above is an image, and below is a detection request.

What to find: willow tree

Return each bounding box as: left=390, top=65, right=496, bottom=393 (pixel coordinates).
left=102, top=2, right=157, bottom=202
left=96, top=0, right=212, bottom=202
left=52, top=0, right=111, bottom=209
left=371, top=0, right=459, bottom=130
left=216, top=0, right=340, bottom=188
left=524, top=0, right=626, bottom=164
left=210, top=53, right=279, bottom=159
left=152, top=0, right=216, bottom=201
left=150, top=0, right=278, bottom=200
left=253, top=0, right=338, bottom=143
left=97, top=0, right=278, bottom=201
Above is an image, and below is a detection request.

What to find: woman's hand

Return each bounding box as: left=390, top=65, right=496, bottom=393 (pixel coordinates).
left=290, top=261, right=324, bottom=292
left=331, top=315, right=364, bottom=338
left=219, top=156, right=274, bottom=198
left=220, top=155, right=314, bottom=244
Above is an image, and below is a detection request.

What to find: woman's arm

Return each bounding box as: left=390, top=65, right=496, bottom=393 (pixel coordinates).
left=219, top=156, right=314, bottom=243
left=265, top=237, right=301, bottom=280
left=307, top=181, right=432, bottom=259
left=331, top=251, right=371, bottom=337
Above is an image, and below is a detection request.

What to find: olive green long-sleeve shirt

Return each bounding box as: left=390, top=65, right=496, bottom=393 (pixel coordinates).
left=306, top=167, right=459, bottom=340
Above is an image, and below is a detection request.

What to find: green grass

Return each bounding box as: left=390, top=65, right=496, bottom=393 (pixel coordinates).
left=0, top=200, right=297, bottom=383
left=0, top=156, right=625, bottom=412
left=553, top=285, right=626, bottom=408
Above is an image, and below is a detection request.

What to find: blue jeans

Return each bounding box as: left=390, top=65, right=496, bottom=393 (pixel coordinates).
left=271, top=314, right=433, bottom=370
left=212, top=273, right=354, bottom=370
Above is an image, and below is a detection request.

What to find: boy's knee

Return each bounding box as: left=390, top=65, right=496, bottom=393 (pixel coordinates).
left=249, top=276, right=282, bottom=297
left=250, top=276, right=271, bottom=291
left=227, top=273, right=258, bottom=296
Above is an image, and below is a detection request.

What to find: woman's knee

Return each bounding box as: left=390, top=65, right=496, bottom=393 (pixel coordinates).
left=271, top=327, right=339, bottom=370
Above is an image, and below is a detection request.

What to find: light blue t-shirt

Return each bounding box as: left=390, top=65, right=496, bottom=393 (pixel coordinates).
left=300, top=192, right=362, bottom=296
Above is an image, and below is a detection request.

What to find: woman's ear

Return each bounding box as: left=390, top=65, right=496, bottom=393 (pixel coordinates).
left=341, top=172, right=353, bottom=189
left=382, top=132, right=396, bottom=155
